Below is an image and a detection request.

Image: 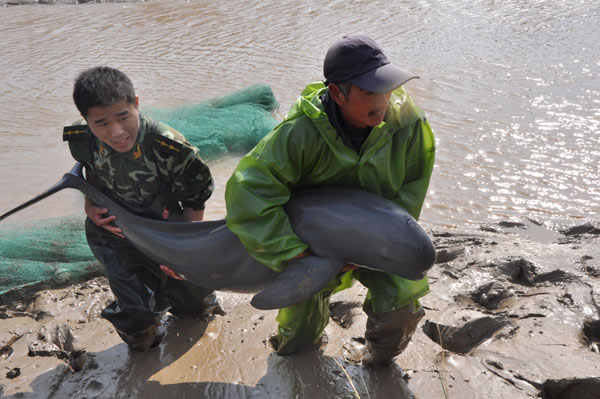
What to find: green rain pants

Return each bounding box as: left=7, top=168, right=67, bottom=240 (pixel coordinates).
left=274, top=268, right=429, bottom=355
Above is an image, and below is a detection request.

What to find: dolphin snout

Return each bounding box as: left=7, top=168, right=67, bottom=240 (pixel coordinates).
left=404, top=219, right=436, bottom=279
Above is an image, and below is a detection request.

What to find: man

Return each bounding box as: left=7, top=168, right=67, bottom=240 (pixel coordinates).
left=64, top=66, right=221, bottom=351
left=225, top=35, right=435, bottom=366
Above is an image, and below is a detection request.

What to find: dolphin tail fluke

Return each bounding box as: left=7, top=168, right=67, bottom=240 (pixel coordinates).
left=250, top=256, right=344, bottom=310
left=0, top=163, right=84, bottom=223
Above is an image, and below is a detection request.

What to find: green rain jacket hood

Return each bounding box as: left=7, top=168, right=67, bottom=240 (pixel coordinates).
left=226, top=81, right=435, bottom=270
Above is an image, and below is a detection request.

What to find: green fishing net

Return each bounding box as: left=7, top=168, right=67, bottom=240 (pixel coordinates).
left=144, top=83, right=279, bottom=161
left=0, top=84, right=279, bottom=295
left=0, top=216, right=96, bottom=294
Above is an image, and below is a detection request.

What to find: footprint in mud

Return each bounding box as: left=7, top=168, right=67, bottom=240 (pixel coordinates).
left=581, top=264, right=600, bottom=278
left=499, top=258, right=539, bottom=285
left=539, top=377, right=600, bottom=399
left=582, top=318, right=600, bottom=353
left=499, top=258, right=578, bottom=286
left=422, top=317, right=517, bottom=354
left=434, top=246, right=465, bottom=264
left=28, top=324, right=87, bottom=371
left=471, top=281, right=515, bottom=310
left=329, top=301, right=361, bottom=329
left=342, top=337, right=366, bottom=365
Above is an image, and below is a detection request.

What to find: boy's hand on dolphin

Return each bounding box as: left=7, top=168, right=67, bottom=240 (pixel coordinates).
left=160, top=265, right=186, bottom=280
left=86, top=202, right=124, bottom=238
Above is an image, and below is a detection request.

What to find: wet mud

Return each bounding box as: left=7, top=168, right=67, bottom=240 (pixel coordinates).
left=0, top=220, right=599, bottom=398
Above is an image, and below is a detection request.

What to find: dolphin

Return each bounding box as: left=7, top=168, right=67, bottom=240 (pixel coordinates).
left=0, top=163, right=436, bottom=310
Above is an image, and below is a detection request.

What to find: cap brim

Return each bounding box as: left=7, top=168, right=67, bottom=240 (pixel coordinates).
left=349, top=63, right=418, bottom=93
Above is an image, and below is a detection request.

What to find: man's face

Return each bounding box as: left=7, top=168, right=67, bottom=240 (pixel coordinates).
left=333, top=84, right=392, bottom=128
left=84, top=97, right=140, bottom=153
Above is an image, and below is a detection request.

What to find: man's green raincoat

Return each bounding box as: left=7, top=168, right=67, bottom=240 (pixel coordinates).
left=226, top=82, right=435, bottom=351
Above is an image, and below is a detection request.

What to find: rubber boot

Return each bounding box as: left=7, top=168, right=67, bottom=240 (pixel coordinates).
left=115, top=322, right=163, bottom=352
left=362, top=301, right=425, bottom=367
left=167, top=289, right=225, bottom=319
left=272, top=288, right=334, bottom=355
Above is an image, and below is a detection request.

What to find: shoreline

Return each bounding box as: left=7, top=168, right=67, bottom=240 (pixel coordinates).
left=0, top=221, right=599, bottom=398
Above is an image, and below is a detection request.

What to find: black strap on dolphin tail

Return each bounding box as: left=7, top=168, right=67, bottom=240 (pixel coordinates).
left=250, top=256, right=345, bottom=310
left=0, top=163, right=85, bottom=222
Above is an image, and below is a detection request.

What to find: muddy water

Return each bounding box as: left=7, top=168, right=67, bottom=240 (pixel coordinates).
left=0, top=0, right=598, bottom=229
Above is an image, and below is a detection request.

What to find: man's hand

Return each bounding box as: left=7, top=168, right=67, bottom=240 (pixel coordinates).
left=291, top=252, right=358, bottom=272
left=85, top=197, right=124, bottom=238
left=160, top=265, right=186, bottom=280
left=341, top=263, right=359, bottom=272
left=292, top=251, right=311, bottom=260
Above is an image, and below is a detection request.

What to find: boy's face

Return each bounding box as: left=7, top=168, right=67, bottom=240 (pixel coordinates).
left=84, top=97, right=140, bottom=153
left=333, top=84, right=392, bottom=128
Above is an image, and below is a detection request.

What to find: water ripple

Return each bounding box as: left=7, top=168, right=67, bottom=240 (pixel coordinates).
left=0, top=0, right=598, bottom=228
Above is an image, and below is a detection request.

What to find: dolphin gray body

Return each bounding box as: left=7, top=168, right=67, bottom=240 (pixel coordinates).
left=0, top=163, right=436, bottom=309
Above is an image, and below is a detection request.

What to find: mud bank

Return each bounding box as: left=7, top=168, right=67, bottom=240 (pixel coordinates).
left=0, top=221, right=598, bottom=398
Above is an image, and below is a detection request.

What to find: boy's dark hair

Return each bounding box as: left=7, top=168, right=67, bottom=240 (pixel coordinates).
left=73, top=66, right=136, bottom=117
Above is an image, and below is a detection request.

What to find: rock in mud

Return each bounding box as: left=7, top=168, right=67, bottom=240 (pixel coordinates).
left=560, top=223, right=600, bottom=237
left=5, top=368, right=20, bottom=379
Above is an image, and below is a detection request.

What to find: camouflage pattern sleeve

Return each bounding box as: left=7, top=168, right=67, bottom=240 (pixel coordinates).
left=150, top=122, right=214, bottom=210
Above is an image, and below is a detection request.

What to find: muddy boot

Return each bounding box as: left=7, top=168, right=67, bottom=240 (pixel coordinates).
left=270, top=290, right=334, bottom=356
left=268, top=330, right=329, bottom=355
left=198, top=292, right=226, bottom=318
left=115, top=323, right=163, bottom=352
left=362, top=301, right=425, bottom=367
left=169, top=292, right=225, bottom=319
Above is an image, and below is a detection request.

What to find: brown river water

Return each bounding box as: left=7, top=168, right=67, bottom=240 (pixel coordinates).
left=0, top=0, right=598, bottom=231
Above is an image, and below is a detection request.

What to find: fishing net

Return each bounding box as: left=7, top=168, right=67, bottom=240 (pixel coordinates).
left=143, top=83, right=279, bottom=161
left=0, top=84, right=279, bottom=295
left=0, top=216, right=97, bottom=295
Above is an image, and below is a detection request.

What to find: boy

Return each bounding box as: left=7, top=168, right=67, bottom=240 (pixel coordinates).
left=64, top=66, right=220, bottom=351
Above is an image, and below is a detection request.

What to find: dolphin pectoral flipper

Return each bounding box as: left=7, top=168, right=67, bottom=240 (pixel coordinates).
left=250, top=256, right=344, bottom=310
